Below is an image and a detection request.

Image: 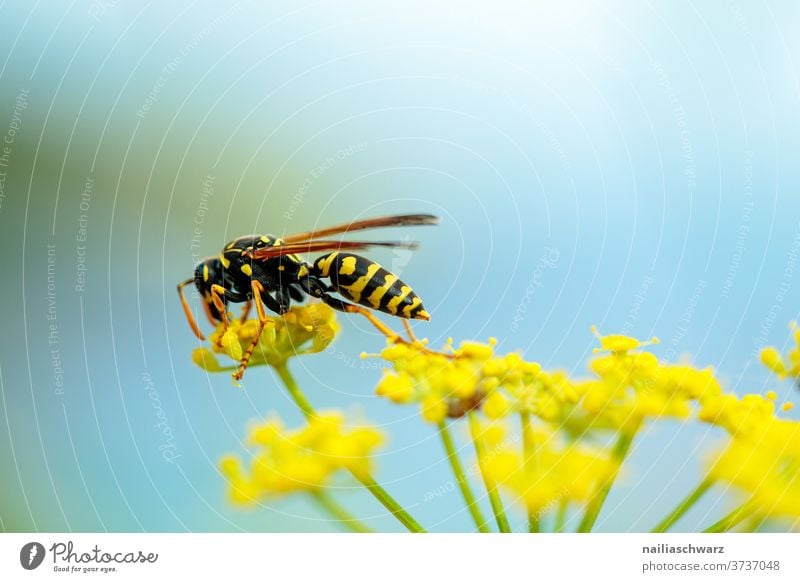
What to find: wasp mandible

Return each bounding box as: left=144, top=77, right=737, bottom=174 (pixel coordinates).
left=177, top=213, right=439, bottom=380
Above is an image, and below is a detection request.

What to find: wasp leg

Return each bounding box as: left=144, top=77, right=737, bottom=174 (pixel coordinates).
left=232, top=280, right=287, bottom=382
left=239, top=300, right=253, bottom=322
left=398, top=318, right=452, bottom=357
left=300, top=277, right=452, bottom=357
left=323, top=295, right=404, bottom=342
left=400, top=319, right=440, bottom=353
left=177, top=278, right=205, bottom=340
left=209, top=284, right=234, bottom=347
left=201, top=298, right=220, bottom=327
left=402, top=319, right=420, bottom=343
left=208, top=284, right=247, bottom=344
left=288, top=283, right=304, bottom=302
left=300, top=276, right=402, bottom=342
left=276, top=285, right=292, bottom=314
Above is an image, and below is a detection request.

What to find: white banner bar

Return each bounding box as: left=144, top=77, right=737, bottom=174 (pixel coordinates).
left=1, top=533, right=798, bottom=581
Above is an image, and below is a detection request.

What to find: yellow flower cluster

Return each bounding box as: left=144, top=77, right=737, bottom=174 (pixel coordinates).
left=199, top=303, right=800, bottom=530
left=685, top=324, right=798, bottom=520
left=709, top=417, right=800, bottom=519
left=760, top=322, right=800, bottom=380
left=570, top=343, right=725, bottom=435
left=372, top=326, right=800, bottom=523
left=480, top=421, right=615, bottom=516
left=220, top=411, right=384, bottom=504
left=700, top=389, right=798, bottom=520
left=192, top=303, right=339, bottom=373
left=369, top=337, right=545, bottom=423
left=699, top=390, right=791, bottom=436
left=371, top=327, right=726, bottom=434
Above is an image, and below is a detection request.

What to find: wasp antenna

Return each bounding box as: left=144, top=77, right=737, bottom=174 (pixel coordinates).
left=177, top=278, right=206, bottom=340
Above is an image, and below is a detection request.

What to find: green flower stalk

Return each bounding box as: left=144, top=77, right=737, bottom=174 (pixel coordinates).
left=469, top=412, right=511, bottom=533
left=437, top=420, right=490, bottom=533
left=651, top=478, right=714, bottom=533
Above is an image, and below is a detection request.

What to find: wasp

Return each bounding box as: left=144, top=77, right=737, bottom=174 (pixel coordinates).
left=178, top=213, right=439, bottom=380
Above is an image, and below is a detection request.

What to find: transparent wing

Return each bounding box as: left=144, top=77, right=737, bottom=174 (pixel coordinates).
left=248, top=239, right=419, bottom=260
left=281, top=213, right=439, bottom=243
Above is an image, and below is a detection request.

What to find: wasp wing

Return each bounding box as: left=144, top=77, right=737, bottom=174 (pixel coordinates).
left=248, top=239, right=419, bottom=260
left=281, top=213, right=439, bottom=243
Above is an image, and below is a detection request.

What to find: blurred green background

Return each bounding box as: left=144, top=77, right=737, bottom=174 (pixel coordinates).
left=1, top=0, right=799, bottom=532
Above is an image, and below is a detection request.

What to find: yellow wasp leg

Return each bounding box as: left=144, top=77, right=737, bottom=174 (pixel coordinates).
left=232, top=280, right=273, bottom=383
left=239, top=299, right=253, bottom=322
left=209, top=284, right=232, bottom=348
left=402, top=319, right=419, bottom=343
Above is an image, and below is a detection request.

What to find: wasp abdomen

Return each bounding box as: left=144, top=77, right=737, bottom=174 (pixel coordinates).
left=312, top=252, right=430, bottom=320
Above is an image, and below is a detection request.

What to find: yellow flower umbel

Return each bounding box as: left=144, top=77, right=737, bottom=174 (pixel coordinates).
left=579, top=328, right=691, bottom=433
left=760, top=322, right=800, bottom=380
left=370, top=338, right=511, bottom=423
left=192, top=303, right=340, bottom=378
left=698, top=391, right=784, bottom=438
left=220, top=411, right=384, bottom=504
left=369, top=328, right=720, bottom=433
left=708, top=418, right=800, bottom=520
left=481, top=421, right=615, bottom=517
left=472, top=328, right=722, bottom=437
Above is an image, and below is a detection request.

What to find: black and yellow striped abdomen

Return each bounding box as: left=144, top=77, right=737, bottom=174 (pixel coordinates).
left=311, top=252, right=430, bottom=320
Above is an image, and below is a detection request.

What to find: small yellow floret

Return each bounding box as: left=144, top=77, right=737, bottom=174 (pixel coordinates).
left=420, top=395, right=448, bottom=423
left=221, top=412, right=384, bottom=504
left=375, top=373, right=415, bottom=403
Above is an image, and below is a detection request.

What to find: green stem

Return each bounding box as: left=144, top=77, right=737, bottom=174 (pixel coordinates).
left=311, top=491, right=373, bottom=533
left=437, top=420, right=490, bottom=533
left=520, top=412, right=539, bottom=533
left=554, top=497, right=569, bottom=533
left=352, top=472, right=425, bottom=533
left=703, top=502, right=753, bottom=533
left=274, top=362, right=316, bottom=418
left=651, top=477, right=714, bottom=533
left=273, top=362, right=426, bottom=533
left=745, top=513, right=768, bottom=533
left=578, top=427, right=638, bottom=533
left=468, top=412, right=512, bottom=533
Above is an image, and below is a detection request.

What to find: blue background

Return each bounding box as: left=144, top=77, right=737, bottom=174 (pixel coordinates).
left=1, top=0, right=799, bottom=532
